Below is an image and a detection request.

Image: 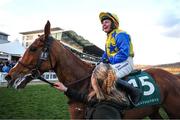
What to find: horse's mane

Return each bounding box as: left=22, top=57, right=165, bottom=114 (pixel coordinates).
left=5, top=21, right=180, bottom=119
left=54, top=38, right=93, bottom=69
left=35, top=31, right=92, bottom=67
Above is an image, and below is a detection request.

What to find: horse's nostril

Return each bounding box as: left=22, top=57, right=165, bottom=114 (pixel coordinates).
left=5, top=75, right=12, bottom=81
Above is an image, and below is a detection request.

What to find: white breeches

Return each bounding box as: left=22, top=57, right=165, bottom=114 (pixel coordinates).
left=110, top=57, right=134, bottom=79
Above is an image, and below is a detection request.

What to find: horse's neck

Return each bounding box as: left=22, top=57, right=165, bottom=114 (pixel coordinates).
left=51, top=41, right=91, bottom=119
left=53, top=41, right=93, bottom=86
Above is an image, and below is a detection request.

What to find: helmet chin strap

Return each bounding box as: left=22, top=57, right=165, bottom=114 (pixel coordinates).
left=111, top=22, right=116, bottom=30
left=107, top=25, right=116, bottom=34
left=107, top=20, right=116, bottom=34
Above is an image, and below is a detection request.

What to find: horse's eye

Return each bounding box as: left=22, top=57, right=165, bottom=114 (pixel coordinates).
left=29, top=47, right=37, bottom=52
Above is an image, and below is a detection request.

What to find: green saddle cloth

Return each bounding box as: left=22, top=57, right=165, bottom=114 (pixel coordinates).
left=125, top=70, right=161, bottom=108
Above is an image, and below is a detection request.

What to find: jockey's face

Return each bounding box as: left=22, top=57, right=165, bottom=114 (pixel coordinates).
left=102, top=19, right=112, bottom=33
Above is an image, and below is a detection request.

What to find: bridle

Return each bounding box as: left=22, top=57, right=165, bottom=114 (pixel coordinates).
left=17, top=35, right=93, bottom=115
left=18, top=35, right=92, bottom=87
left=18, top=35, right=55, bottom=86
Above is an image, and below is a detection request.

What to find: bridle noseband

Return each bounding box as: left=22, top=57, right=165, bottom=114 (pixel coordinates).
left=17, top=35, right=92, bottom=87
left=18, top=35, right=55, bottom=86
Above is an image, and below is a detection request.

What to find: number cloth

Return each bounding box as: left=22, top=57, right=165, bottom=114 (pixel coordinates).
left=126, top=71, right=161, bottom=108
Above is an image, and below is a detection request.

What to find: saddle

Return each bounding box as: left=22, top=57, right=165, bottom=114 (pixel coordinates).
left=122, top=69, right=142, bottom=79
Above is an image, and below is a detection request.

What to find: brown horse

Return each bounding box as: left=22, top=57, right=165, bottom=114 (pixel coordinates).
left=5, top=21, right=180, bottom=119
left=176, top=74, right=180, bottom=79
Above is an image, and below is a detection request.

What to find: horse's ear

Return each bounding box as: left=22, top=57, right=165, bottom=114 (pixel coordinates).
left=44, top=20, right=51, bottom=38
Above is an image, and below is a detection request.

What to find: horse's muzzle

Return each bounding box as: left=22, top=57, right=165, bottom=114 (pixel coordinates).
left=5, top=75, right=14, bottom=88
left=5, top=74, right=11, bottom=81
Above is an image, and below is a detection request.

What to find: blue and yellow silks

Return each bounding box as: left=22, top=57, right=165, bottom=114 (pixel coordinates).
left=101, top=29, right=134, bottom=64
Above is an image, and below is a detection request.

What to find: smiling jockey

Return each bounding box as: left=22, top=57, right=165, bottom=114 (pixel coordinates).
left=99, top=12, right=141, bottom=104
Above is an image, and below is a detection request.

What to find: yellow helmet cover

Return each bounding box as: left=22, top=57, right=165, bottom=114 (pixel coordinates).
left=99, top=12, right=119, bottom=28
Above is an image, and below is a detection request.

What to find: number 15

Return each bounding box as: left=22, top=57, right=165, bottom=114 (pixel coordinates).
left=128, top=76, right=155, bottom=96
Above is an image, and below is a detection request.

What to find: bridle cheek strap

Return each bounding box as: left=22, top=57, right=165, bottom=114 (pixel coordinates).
left=18, top=36, right=55, bottom=86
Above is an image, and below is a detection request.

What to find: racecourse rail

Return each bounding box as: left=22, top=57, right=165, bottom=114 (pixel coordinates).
left=0, top=72, right=58, bottom=86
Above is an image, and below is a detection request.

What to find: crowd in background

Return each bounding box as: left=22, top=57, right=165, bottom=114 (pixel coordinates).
left=0, top=60, right=16, bottom=73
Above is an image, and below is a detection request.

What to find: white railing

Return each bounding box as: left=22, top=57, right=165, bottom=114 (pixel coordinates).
left=0, top=72, right=58, bottom=85
left=41, top=72, right=58, bottom=81
left=0, top=72, right=7, bottom=83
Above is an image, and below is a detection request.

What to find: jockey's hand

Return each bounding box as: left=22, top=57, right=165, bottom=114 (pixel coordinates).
left=53, top=82, right=68, bottom=92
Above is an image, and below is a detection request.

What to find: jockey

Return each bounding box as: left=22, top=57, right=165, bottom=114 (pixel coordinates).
left=99, top=12, right=141, bottom=103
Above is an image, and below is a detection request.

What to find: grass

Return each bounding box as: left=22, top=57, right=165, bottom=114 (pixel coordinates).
left=0, top=84, right=70, bottom=119
left=0, top=84, right=169, bottom=119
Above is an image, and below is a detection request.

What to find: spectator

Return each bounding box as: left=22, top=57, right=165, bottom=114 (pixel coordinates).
left=0, top=61, right=4, bottom=72
left=2, top=61, right=10, bottom=73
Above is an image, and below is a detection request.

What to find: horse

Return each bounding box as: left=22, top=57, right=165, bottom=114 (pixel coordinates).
left=176, top=74, right=180, bottom=79
left=5, top=21, right=180, bottom=119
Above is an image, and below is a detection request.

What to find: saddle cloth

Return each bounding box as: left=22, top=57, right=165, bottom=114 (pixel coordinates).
left=123, top=69, right=161, bottom=108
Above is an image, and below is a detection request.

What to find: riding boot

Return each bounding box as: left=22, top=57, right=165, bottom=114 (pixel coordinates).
left=115, top=78, right=142, bottom=104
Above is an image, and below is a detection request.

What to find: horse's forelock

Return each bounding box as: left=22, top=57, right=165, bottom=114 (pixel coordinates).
left=31, top=35, right=44, bottom=47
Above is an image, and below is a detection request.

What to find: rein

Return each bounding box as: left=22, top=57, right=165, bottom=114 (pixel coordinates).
left=24, top=72, right=91, bottom=87
left=18, top=35, right=93, bottom=87
left=17, top=35, right=55, bottom=86
left=66, top=74, right=91, bottom=86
